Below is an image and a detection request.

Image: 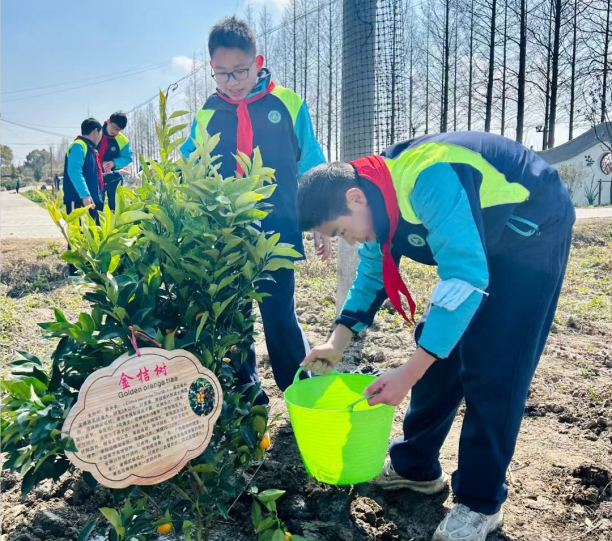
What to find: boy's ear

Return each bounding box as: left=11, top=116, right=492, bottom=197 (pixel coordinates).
left=256, top=55, right=264, bottom=70
left=346, top=187, right=367, bottom=206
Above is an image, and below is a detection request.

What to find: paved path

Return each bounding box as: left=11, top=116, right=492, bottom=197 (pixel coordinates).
left=0, top=189, right=610, bottom=240
left=575, top=207, right=612, bottom=219
left=0, top=190, right=63, bottom=239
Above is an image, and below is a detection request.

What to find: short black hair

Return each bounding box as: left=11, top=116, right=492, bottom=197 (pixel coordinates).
left=297, top=162, right=358, bottom=231
left=109, top=111, right=128, bottom=130
left=208, top=16, right=256, bottom=57
left=81, top=118, right=102, bottom=136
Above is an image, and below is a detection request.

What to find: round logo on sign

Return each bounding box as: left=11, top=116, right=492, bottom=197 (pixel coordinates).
left=408, top=234, right=426, bottom=247
left=268, top=110, right=282, bottom=124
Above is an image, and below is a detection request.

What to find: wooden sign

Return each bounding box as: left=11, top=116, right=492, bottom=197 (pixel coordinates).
left=62, top=348, right=222, bottom=488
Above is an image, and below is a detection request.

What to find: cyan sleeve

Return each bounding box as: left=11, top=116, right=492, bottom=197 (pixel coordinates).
left=114, top=141, right=133, bottom=168
left=179, top=119, right=198, bottom=158
left=66, top=144, right=89, bottom=199
left=336, top=241, right=387, bottom=333
left=295, top=101, right=326, bottom=178
left=411, top=163, right=489, bottom=358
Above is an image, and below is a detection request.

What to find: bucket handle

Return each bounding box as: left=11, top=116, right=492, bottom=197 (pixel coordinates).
left=346, top=394, right=379, bottom=412
left=292, top=366, right=340, bottom=385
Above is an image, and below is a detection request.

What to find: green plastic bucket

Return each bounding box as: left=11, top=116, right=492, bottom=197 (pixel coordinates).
left=284, top=368, right=395, bottom=485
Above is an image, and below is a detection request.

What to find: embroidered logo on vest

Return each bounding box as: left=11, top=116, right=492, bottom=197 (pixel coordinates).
left=110, top=146, right=117, bottom=152
left=268, top=110, right=281, bottom=124
left=408, top=234, right=426, bottom=247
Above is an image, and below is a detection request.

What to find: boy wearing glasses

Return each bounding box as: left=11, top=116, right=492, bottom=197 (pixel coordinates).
left=180, top=17, right=327, bottom=402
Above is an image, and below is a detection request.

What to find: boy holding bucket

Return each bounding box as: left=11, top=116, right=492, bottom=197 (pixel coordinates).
left=296, top=131, right=574, bottom=541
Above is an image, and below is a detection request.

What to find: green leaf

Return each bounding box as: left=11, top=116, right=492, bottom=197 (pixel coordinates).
left=235, top=191, right=264, bottom=207
left=77, top=518, right=98, bottom=541
left=251, top=500, right=262, bottom=527
left=273, top=247, right=303, bottom=258
left=65, top=206, right=95, bottom=223
left=250, top=405, right=269, bottom=417
left=259, top=531, right=275, bottom=541
left=99, top=508, right=122, bottom=531
left=257, top=489, right=286, bottom=503
left=190, top=463, right=216, bottom=473
left=253, top=415, right=266, bottom=435
left=54, top=308, right=68, bottom=323
left=272, top=530, right=286, bottom=541
left=195, top=311, right=209, bottom=342
left=182, top=520, right=193, bottom=541
left=263, top=258, right=295, bottom=272
left=291, top=536, right=309, bottom=541
left=255, top=517, right=275, bottom=533
left=78, top=313, right=95, bottom=334
left=169, top=110, right=190, bottom=120
left=256, top=234, right=267, bottom=260
left=115, top=211, right=153, bottom=227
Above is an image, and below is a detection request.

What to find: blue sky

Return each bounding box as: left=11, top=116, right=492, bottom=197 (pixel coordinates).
left=0, top=0, right=284, bottom=162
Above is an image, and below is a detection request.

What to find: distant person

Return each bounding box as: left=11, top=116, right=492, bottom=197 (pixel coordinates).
left=63, top=118, right=104, bottom=219
left=15, top=178, right=20, bottom=193
left=63, top=118, right=104, bottom=275
left=97, top=111, right=133, bottom=210
left=54, top=174, right=61, bottom=192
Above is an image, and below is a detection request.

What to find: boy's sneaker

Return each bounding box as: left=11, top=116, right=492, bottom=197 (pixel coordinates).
left=370, top=459, right=449, bottom=494
left=432, top=504, right=503, bottom=541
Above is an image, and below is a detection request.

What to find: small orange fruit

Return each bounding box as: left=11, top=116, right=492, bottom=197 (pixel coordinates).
left=157, top=523, right=173, bottom=535
left=222, top=357, right=231, bottom=363
left=259, top=433, right=271, bottom=450
left=285, top=533, right=292, bottom=541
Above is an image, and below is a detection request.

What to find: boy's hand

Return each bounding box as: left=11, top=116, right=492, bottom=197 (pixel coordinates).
left=314, top=231, right=332, bottom=261
left=103, top=161, right=114, bottom=172
left=81, top=196, right=95, bottom=208
left=301, top=324, right=352, bottom=374
left=364, top=348, right=436, bottom=406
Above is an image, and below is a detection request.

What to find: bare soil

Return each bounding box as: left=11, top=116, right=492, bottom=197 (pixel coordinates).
left=1, top=220, right=611, bottom=541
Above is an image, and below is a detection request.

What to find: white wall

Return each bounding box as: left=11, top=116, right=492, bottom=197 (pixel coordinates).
left=552, top=144, right=612, bottom=206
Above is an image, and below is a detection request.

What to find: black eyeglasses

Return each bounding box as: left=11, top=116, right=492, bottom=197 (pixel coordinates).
left=211, top=58, right=256, bottom=84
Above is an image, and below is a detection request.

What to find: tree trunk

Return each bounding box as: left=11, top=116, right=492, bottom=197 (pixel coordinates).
left=453, top=12, right=458, bottom=131
left=316, top=0, right=321, bottom=139
left=468, top=0, right=475, bottom=130
left=547, top=0, right=562, bottom=148
left=409, top=16, right=414, bottom=136
left=485, top=0, right=497, bottom=132
left=327, top=0, right=333, bottom=160
left=304, top=2, right=308, bottom=102
left=602, top=0, right=611, bottom=123
left=501, top=0, right=508, bottom=136
left=425, top=23, right=430, bottom=134
left=293, top=0, right=297, bottom=89
left=338, top=0, right=376, bottom=311
left=517, top=0, right=527, bottom=143
left=569, top=0, right=578, bottom=140
left=543, top=0, right=553, bottom=150
left=442, top=0, right=451, bottom=132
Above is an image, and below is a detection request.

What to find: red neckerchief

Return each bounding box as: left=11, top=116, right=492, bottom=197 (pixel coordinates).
left=216, top=81, right=276, bottom=176
left=98, top=121, right=112, bottom=165
left=76, top=136, right=104, bottom=190
left=350, top=155, right=416, bottom=324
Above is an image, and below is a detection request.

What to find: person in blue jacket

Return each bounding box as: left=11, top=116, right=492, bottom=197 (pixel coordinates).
left=297, top=132, right=575, bottom=541
left=180, top=17, right=329, bottom=403
left=97, top=111, right=133, bottom=211
left=63, top=118, right=104, bottom=217
left=63, top=118, right=104, bottom=275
